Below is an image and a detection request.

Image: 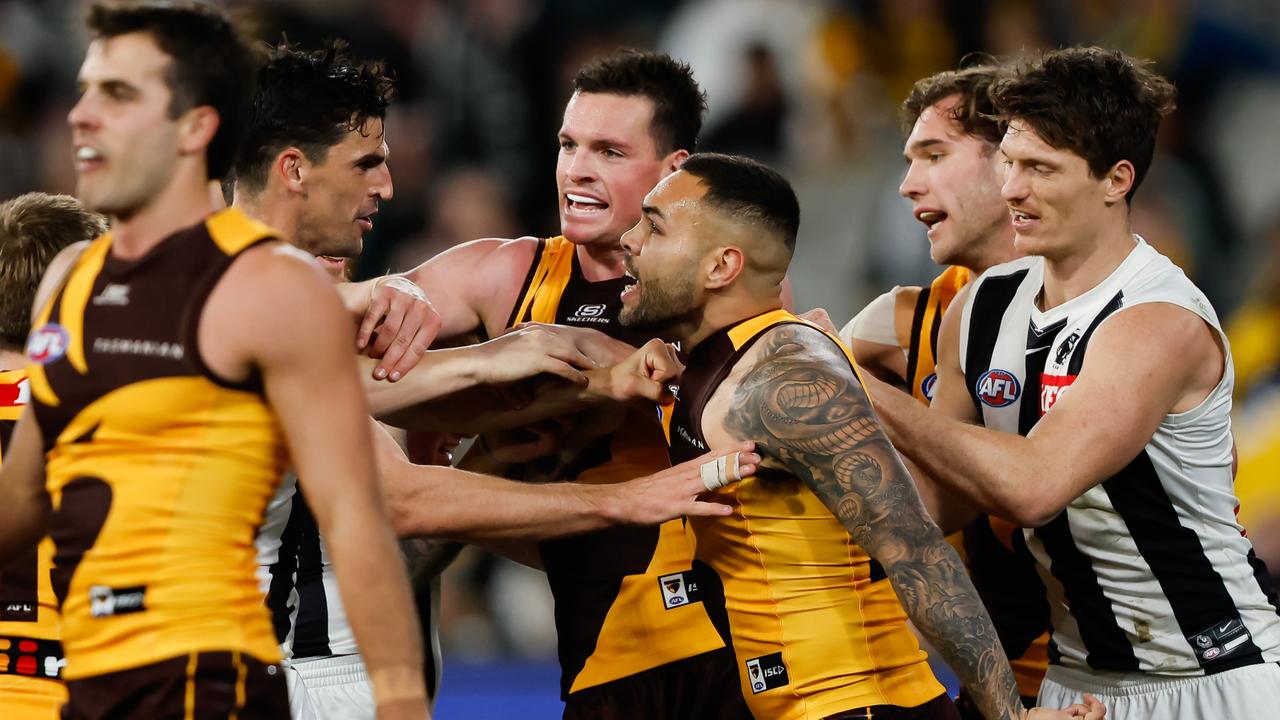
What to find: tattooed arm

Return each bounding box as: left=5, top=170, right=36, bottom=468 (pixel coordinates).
left=722, top=325, right=1026, bottom=720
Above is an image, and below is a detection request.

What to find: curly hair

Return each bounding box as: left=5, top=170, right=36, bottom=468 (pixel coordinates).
left=901, top=57, right=1004, bottom=147
left=233, top=40, right=396, bottom=192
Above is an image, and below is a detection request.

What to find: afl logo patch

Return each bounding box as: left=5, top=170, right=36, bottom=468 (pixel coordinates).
left=976, top=369, right=1020, bottom=408
left=27, top=324, right=70, bottom=365
left=920, top=373, right=938, bottom=401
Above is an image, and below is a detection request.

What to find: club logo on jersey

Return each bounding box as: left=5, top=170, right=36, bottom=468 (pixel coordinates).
left=920, top=373, right=938, bottom=401
left=1188, top=617, right=1251, bottom=665
left=26, top=323, right=69, bottom=365
left=1039, top=373, right=1078, bottom=415
left=573, top=303, right=607, bottom=318
left=89, top=584, right=147, bottom=618
left=976, top=369, right=1020, bottom=408
left=91, top=283, right=130, bottom=306
left=1054, top=331, right=1080, bottom=365
left=657, top=570, right=704, bottom=609
left=745, top=652, right=789, bottom=694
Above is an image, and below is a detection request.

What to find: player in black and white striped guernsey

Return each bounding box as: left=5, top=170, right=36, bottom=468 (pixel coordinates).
left=867, top=47, right=1280, bottom=718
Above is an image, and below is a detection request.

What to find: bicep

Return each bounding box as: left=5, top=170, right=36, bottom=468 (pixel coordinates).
left=1027, top=304, right=1213, bottom=494
left=718, top=327, right=935, bottom=555
left=404, top=238, right=535, bottom=339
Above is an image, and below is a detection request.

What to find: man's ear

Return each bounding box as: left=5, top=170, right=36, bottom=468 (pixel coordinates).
left=664, top=148, right=690, bottom=175
left=176, top=105, right=220, bottom=160
left=705, top=246, right=746, bottom=289
left=1102, top=159, right=1135, bottom=205
left=275, top=148, right=309, bottom=194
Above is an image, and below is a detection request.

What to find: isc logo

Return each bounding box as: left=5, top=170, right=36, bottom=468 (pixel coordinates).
left=976, top=369, right=1020, bottom=408
left=26, top=324, right=69, bottom=365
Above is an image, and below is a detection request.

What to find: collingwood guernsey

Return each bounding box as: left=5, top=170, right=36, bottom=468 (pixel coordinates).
left=959, top=237, right=1280, bottom=676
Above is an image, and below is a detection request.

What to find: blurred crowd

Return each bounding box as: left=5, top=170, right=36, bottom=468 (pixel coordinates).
left=3, top=0, right=1279, bottom=665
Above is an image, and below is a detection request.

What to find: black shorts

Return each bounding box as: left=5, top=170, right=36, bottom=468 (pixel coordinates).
left=825, top=692, right=962, bottom=720
left=563, top=647, right=752, bottom=720
left=62, top=651, right=288, bottom=720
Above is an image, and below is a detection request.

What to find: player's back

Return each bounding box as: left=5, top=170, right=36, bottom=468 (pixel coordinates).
left=26, top=209, right=286, bottom=680
left=666, top=309, right=944, bottom=719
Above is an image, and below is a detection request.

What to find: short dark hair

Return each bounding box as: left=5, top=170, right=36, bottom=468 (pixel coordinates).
left=233, top=40, right=396, bottom=193
left=0, top=194, right=108, bottom=350
left=681, top=153, right=799, bottom=252
left=573, top=49, right=707, bottom=155
left=86, top=1, right=256, bottom=180
left=991, top=46, right=1176, bottom=202
left=901, top=58, right=1004, bottom=146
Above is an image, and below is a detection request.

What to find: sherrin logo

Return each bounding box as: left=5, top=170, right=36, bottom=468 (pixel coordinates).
left=976, top=369, right=1020, bottom=408
left=26, top=323, right=70, bottom=365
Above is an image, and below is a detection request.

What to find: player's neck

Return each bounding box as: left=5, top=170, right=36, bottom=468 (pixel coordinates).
left=964, top=225, right=1019, bottom=276
left=684, top=293, right=783, bottom=350
left=574, top=241, right=626, bottom=281
left=0, top=349, right=26, bottom=371
left=233, top=191, right=295, bottom=243
left=1039, top=221, right=1136, bottom=310
left=110, top=174, right=216, bottom=261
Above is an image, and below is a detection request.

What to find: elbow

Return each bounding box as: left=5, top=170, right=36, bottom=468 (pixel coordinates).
left=998, top=492, right=1066, bottom=529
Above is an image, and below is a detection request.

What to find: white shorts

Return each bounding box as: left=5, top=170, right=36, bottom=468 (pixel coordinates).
left=285, top=654, right=375, bottom=720
left=1038, top=662, right=1280, bottom=720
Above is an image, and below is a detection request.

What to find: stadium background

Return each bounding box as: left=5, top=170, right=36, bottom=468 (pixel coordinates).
left=3, top=0, right=1279, bottom=716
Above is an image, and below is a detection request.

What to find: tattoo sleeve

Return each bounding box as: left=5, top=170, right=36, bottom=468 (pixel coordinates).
left=725, top=326, right=1024, bottom=720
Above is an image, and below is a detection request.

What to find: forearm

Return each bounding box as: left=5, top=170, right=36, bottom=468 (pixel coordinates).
left=324, top=498, right=424, bottom=682
left=385, top=461, right=620, bottom=541
left=336, top=277, right=378, bottom=318
left=361, top=346, right=485, bottom=416
left=883, top=524, right=1024, bottom=720
left=0, top=497, right=47, bottom=568
left=877, top=389, right=1051, bottom=525
left=379, top=369, right=615, bottom=434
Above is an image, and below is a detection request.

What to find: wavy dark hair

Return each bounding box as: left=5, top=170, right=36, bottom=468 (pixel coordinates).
left=991, top=46, right=1176, bottom=202
left=233, top=39, right=396, bottom=192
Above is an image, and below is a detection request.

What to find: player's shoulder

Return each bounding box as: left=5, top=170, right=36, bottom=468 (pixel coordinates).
left=752, top=317, right=854, bottom=370
left=216, top=240, right=336, bottom=311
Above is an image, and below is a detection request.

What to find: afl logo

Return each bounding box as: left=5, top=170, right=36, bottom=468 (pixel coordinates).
left=976, top=369, right=1021, bottom=408
left=920, top=373, right=938, bottom=401
left=27, top=323, right=70, bottom=365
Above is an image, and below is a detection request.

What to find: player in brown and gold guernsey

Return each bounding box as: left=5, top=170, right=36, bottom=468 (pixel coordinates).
left=0, top=193, right=106, bottom=720
left=0, top=3, right=428, bottom=718
left=809, top=63, right=1051, bottom=715
left=389, top=50, right=757, bottom=718
left=229, top=41, right=758, bottom=718
left=620, top=152, right=1104, bottom=720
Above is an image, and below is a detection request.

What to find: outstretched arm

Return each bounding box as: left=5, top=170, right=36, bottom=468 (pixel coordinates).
left=722, top=325, right=1024, bottom=720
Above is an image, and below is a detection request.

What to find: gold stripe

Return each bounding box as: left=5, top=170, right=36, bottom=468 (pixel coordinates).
left=526, top=238, right=575, bottom=324
left=232, top=650, right=246, bottom=720
left=184, top=652, right=198, bottom=720
left=58, top=236, right=111, bottom=374
left=513, top=251, right=554, bottom=325
left=205, top=208, right=277, bottom=256
left=726, top=308, right=793, bottom=349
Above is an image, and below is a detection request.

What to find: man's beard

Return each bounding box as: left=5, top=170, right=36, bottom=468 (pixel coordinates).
left=619, top=272, right=699, bottom=334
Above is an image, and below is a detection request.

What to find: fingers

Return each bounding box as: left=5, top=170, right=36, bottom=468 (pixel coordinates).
left=358, top=293, right=391, bottom=351
left=799, top=307, right=838, bottom=335
left=368, top=300, right=408, bottom=360
left=698, top=444, right=759, bottom=492
left=640, top=338, right=683, bottom=382
left=377, top=306, right=441, bottom=382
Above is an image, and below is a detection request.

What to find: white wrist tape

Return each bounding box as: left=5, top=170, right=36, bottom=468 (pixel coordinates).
left=700, top=452, right=740, bottom=492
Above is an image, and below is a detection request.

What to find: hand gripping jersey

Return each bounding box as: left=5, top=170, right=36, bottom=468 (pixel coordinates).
left=26, top=209, right=287, bottom=680
left=665, top=309, right=944, bottom=719
left=0, top=368, right=67, bottom=717
left=960, top=238, right=1280, bottom=676
left=508, top=236, right=726, bottom=697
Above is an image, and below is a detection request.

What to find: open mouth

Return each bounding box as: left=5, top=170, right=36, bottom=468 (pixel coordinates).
left=915, top=209, right=948, bottom=232
left=356, top=214, right=375, bottom=232
left=1010, top=207, right=1040, bottom=231
left=566, top=192, right=608, bottom=214
left=621, top=264, right=639, bottom=302
left=74, top=145, right=105, bottom=173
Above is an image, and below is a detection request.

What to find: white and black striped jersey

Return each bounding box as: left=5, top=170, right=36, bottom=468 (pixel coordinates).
left=958, top=237, right=1280, bottom=677
left=255, top=473, right=357, bottom=660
